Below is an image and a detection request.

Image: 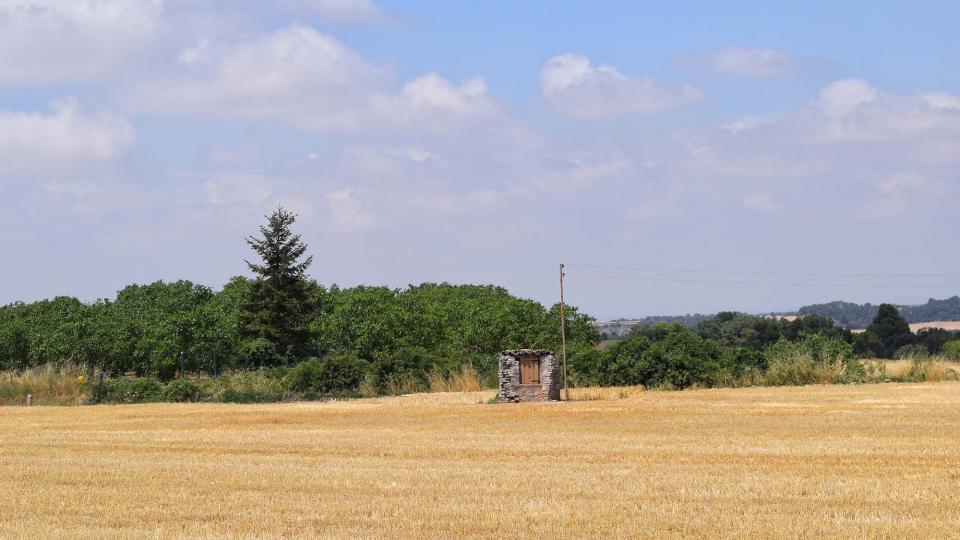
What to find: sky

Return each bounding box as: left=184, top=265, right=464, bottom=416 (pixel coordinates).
left=1, top=0, right=959, bottom=320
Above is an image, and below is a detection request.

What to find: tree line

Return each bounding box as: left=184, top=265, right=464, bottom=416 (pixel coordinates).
left=798, top=297, right=960, bottom=329
left=0, top=209, right=599, bottom=395
left=1, top=208, right=956, bottom=399
left=573, top=306, right=960, bottom=390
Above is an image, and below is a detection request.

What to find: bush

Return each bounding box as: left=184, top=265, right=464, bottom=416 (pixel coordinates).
left=161, top=379, right=210, bottom=402
left=90, top=378, right=163, bottom=404
left=763, top=335, right=862, bottom=385
left=943, top=340, right=960, bottom=361
left=372, top=347, right=436, bottom=394
left=285, top=358, right=324, bottom=393
left=894, top=344, right=929, bottom=360
left=156, top=358, right=178, bottom=382
left=285, top=353, right=368, bottom=397
left=219, top=387, right=284, bottom=403
left=238, top=338, right=285, bottom=368
left=639, top=332, right=725, bottom=389
left=214, top=369, right=287, bottom=403
left=599, top=336, right=652, bottom=387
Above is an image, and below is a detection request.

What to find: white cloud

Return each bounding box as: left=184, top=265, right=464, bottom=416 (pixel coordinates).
left=817, top=79, right=879, bottom=117
left=857, top=171, right=939, bottom=218
left=201, top=174, right=271, bottom=206
left=133, top=25, right=495, bottom=132
left=369, top=74, right=495, bottom=130
left=294, top=0, right=390, bottom=23
left=813, top=80, right=960, bottom=143
left=678, top=45, right=795, bottom=77
left=0, top=99, right=135, bottom=176
left=540, top=53, right=702, bottom=120
left=326, top=187, right=376, bottom=231
left=0, top=0, right=162, bottom=83
left=741, top=194, right=781, bottom=212
left=537, top=154, right=633, bottom=192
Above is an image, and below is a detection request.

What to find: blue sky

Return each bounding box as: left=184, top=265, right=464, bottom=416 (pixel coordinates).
left=1, top=0, right=959, bottom=319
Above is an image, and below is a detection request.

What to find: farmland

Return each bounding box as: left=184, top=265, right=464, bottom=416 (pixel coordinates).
left=3, top=382, right=960, bottom=538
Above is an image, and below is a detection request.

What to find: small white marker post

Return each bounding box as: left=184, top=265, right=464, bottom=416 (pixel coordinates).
left=26, top=393, right=32, bottom=406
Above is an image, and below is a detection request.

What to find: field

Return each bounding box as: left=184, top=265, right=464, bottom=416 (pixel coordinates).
left=3, top=383, right=960, bottom=538
left=909, top=320, right=960, bottom=332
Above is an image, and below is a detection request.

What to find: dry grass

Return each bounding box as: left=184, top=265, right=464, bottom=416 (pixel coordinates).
left=864, top=357, right=960, bottom=382
left=909, top=320, right=960, bottom=332
left=3, top=383, right=960, bottom=538
left=0, top=364, right=89, bottom=406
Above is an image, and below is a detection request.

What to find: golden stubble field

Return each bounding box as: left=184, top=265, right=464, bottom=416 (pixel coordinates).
left=3, top=383, right=960, bottom=539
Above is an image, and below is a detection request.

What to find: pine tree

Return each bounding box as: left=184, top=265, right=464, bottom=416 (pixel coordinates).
left=240, top=207, right=316, bottom=363
left=863, top=303, right=913, bottom=358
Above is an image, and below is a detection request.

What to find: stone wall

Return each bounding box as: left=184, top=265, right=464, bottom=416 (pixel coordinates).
left=497, top=349, right=562, bottom=402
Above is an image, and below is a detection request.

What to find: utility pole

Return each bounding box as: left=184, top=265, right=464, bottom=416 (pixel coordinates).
left=559, top=264, right=569, bottom=401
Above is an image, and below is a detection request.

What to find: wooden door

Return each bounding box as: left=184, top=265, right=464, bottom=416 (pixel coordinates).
left=519, top=357, right=540, bottom=384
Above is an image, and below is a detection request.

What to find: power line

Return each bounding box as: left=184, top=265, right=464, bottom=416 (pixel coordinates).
left=564, top=264, right=960, bottom=279
left=565, top=273, right=960, bottom=289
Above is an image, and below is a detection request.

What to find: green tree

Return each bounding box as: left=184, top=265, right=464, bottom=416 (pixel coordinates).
left=860, top=304, right=913, bottom=358
left=240, top=208, right=317, bottom=364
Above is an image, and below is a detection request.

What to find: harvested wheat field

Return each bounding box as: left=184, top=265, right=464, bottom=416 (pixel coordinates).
left=3, top=384, right=960, bottom=539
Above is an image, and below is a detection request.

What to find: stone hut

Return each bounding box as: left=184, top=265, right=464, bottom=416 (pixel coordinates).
left=497, top=349, right=562, bottom=402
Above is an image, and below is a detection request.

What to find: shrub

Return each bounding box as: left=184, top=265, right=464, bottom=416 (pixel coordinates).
left=214, top=369, right=287, bottom=402
left=763, top=335, right=861, bottom=385
left=943, top=340, right=960, bottom=361
left=285, top=358, right=324, bottom=393
left=90, top=378, right=163, bottom=404
left=161, top=379, right=210, bottom=402
left=372, top=347, right=436, bottom=394
left=763, top=355, right=847, bottom=386
left=599, top=336, right=653, bottom=387
left=317, top=352, right=367, bottom=394
left=894, top=344, right=929, bottom=360
left=639, top=332, right=725, bottom=389
left=219, top=387, right=284, bottom=403
left=284, top=354, right=368, bottom=397
left=156, top=358, right=178, bottom=382
left=238, top=338, right=285, bottom=368
left=0, top=364, right=89, bottom=406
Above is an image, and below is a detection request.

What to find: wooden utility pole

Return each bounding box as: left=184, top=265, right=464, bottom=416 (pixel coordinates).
left=559, top=264, right=569, bottom=401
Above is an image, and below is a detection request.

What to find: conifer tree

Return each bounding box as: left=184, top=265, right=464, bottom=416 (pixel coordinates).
left=863, top=303, right=913, bottom=358
left=240, top=207, right=316, bottom=362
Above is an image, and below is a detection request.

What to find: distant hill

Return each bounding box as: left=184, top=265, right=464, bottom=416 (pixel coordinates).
left=598, top=314, right=715, bottom=338
left=798, top=296, right=960, bottom=329
left=598, top=296, right=960, bottom=337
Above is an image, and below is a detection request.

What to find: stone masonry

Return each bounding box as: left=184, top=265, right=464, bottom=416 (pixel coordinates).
left=497, top=349, right=562, bottom=402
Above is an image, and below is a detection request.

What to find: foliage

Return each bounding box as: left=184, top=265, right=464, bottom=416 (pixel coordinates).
left=285, top=354, right=368, bottom=397
left=240, top=207, right=317, bottom=362
left=894, top=344, right=929, bottom=360
left=799, top=296, right=960, bottom=328
left=944, top=340, right=960, bottom=361
left=857, top=304, right=914, bottom=359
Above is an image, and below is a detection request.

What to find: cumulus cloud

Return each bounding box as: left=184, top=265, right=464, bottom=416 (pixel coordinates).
left=741, top=194, right=781, bottom=212
left=537, top=154, right=633, bottom=192
left=326, top=187, right=376, bottom=231
left=817, top=78, right=879, bottom=117
left=540, top=53, right=702, bottom=120
left=813, top=79, right=960, bottom=143
left=201, top=174, right=271, bottom=206
left=133, top=25, right=495, bottom=132
left=293, top=0, right=390, bottom=23
left=677, top=45, right=796, bottom=77
left=0, top=99, right=135, bottom=176
left=0, top=0, right=162, bottom=83
left=857, top=171, right=940, bottom=218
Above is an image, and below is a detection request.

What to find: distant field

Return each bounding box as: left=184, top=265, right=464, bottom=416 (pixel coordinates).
left=3, top=383, right=960, bottom=538
left=909, top=320, right=960, bottom=332
left=850, top=320, right=960, bottom=333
